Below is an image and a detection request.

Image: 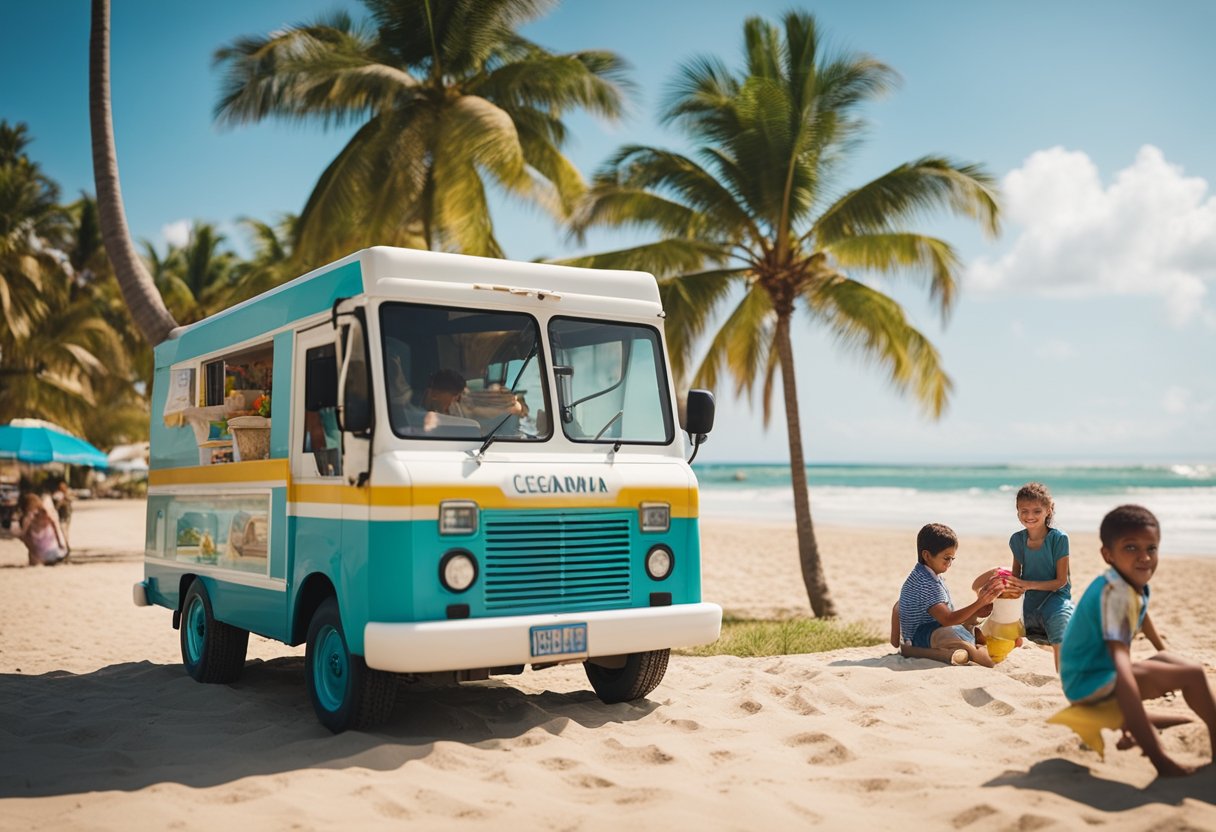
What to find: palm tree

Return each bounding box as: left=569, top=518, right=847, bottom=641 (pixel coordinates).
left=227, top=213, right=300, bottom=303
left=566, top=12, right=1000, bottom=617
left=213, top=0, right=630, bottom=267
left=89, top=0, right=179, bottom=346
left=0, top=127, right=135, bottom=437
left=0, top=121, right=69, bottom=342
left=142, top=221, right=243, bottom=324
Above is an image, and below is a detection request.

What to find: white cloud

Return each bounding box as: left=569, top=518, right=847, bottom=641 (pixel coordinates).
left=968, top=145, right=1216, bottom=326
left=161, top=219, right=191, bottom=248
left=1162, top=386, right=1191, bottom=415
left=1034, top=338, right=1075, bottom=361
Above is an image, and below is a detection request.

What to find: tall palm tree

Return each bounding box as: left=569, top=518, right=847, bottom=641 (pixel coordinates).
left=567, top=12, right=1000, bottom=617
left=213, top=0, right=630, bottom=267
left=89, top=0, right=179, bottom=346
left=65, top=194, right=152, bottom=444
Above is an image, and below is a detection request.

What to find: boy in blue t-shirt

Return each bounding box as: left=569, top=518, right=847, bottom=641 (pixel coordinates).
left=1059, top=504, right=1216, bottom=777
left=896, top=523, right=1004, bottom=667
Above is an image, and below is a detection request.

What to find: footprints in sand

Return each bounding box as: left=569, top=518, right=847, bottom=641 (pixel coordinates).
left=600, top=737, right=675, bottom=765
left=1008, top=671, right=1058, bottom=689
left=737, top=698, right=763, bottom=714
left=786, top=731, right=854, bottom=765
left=960, top=686, right=1016, bottom=716
left=952, top=804, right=1053, bottom=831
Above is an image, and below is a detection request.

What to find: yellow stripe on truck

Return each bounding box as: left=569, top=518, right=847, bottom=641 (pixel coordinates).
left=152, top=465, right=696, bottom=517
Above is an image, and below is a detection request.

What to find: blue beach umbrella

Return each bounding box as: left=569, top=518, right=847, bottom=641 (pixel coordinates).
left=0, top=419, right=109, bottom=467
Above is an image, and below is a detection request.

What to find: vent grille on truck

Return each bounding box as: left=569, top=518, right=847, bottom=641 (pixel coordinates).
left=482, top=511, right=632, bottom=613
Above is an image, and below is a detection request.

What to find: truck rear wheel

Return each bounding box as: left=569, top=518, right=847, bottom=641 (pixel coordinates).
left=305, top=597, right=397, bottom=733
left=180, top=579, right=248, bottom=683
left=584, top=649, right=670, bottom=703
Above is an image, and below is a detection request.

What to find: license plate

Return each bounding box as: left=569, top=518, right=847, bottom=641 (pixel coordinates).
left=530, top=623, right=588, bottom=658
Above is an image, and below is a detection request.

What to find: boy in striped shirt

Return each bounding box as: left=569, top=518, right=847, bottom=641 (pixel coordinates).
left=896, top=523, right=1005, bottom=667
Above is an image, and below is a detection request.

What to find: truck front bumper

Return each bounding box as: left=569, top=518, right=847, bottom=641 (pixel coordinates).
left=363, top=602, right=722, bottom=673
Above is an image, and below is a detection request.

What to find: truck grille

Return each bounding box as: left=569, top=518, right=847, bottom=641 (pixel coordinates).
left=482, top=511, right=633, bottom=613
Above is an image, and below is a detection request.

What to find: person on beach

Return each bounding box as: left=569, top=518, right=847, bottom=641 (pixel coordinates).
left=895, top=523, right=1005, bottom=666
left=1058, top=504, right=1216, bottom=777
left=18, top=492, right=69, bottom=566
left=52, top=481, right=73, bottom=545
left=1005, top=482, right=1072, bottom=671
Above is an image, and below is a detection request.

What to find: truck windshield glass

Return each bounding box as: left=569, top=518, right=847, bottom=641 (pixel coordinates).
left=380, top=303, right=549, bottom=441
left=548, top=318, right=673, bottom=444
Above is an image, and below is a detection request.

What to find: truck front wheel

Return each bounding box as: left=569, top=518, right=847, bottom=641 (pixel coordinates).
left=305, top=597, right=397, bottom=733
left=584, top=649, right=670, bottom=703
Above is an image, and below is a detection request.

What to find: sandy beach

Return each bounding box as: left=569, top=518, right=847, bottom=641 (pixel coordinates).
left=2, top=499, right=1213, bottom=830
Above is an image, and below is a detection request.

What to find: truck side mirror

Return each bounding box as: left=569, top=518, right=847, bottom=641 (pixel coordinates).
left=684, top=389, right=715, bottom=435
left=683, top=389, right=714, bottom=464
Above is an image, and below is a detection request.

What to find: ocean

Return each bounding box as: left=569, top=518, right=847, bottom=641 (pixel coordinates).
left=694, top=463, right=1216, bottom=556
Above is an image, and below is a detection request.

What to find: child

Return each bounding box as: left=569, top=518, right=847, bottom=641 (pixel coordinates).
left=1007, top=482, right=1072, bottom=670
left=897, top=523, right=1005, bottom=667
left=1059, top=504, right=1216, bottom=777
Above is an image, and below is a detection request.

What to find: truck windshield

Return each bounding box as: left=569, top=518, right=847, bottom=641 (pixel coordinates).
left=380, top=303, right=549, bottom=441
left=548, top=318, right=673, bottom=445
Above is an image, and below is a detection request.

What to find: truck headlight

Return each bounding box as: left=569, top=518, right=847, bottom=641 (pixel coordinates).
left=439, top=550, right=478, bottom=592
left=645, top=545, right=674, bottom=581
left=439, top=501, right=478, bottom=535
left=639, top=501, right=670, bottom=533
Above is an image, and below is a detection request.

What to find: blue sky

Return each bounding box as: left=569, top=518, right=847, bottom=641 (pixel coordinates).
left=3, top=1, right=1215, bottom=464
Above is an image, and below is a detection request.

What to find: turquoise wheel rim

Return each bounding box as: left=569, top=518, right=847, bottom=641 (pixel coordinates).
left=313, top=624, right=348, bottom=712
left=185, top=596, right=206, bottom=663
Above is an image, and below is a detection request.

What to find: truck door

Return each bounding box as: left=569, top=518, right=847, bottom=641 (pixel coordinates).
left=334, top=304, right=374, bottom=611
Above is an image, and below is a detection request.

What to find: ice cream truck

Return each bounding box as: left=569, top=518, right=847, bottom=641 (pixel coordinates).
left=134, top=246, right=722, bottom=732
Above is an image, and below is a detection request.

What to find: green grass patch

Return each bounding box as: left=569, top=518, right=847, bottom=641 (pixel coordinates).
left=675, top=616, right=885, bottom=658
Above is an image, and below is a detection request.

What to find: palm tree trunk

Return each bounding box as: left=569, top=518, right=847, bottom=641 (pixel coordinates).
left=89, top=0, right=178, bottom=346
left=774, top=311, right=837, bottom=618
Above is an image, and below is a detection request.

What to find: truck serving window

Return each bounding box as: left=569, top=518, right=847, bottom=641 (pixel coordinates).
left=380, top=304, right=549, bottom=442
left=547, top=318, right=673, bottom=445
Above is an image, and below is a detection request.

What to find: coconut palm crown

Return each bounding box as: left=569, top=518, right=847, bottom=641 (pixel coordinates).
left=214, top=0, right=631, bottom=266
left=566, top=12, right=1000, bottom=616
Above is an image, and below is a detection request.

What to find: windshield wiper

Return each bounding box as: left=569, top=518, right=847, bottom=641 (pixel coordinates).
left=593, top=411, right=624, bottom=453
left=475, top=340, right=538, bottom=459
left=593, top=410, right=623, bottom=442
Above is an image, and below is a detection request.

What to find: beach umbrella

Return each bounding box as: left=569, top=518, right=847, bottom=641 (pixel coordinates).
left=106, top=441, right=149, bottom=473
left=0, top=419, right=109, bottom=467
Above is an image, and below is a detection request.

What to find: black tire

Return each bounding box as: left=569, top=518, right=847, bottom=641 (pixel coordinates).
left=584, top=649, right=670, bottom=704
left=305, top=597, right=398, bottom=733
left=179, top=579, right=249, bottom=683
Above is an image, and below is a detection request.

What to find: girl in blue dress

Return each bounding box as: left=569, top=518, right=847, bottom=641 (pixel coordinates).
left=1007, top=482, right=1073, bottom=671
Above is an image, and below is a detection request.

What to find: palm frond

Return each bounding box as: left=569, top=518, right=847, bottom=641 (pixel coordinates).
left=691, top=284, right=775, bottom=398
left=806, top=276, right=952, bottom=416
left=552, top=238, right=726, bottom=277
left=213, top=15, right=414, bottom=129
left=814, top=156, right=1000, bottom=243
left=474, top=51, right=631, bottom=120
left=658, top=268, right=746, bottom=383
left=826, top=232, right=961, bottom=319
left=661, top=55, right=739, bottom=134
left=585, top=146, right=757, bottom=239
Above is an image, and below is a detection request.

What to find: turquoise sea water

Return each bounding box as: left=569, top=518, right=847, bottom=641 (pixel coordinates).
left=694, top=463, right=1216, bottom=555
